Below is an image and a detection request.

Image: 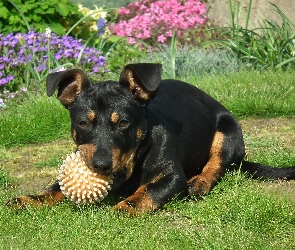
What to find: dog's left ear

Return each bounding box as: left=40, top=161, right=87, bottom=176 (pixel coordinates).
left=119, top=63, right=162, bottom=101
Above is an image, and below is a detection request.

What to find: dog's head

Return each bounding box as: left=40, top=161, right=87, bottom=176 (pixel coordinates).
left=46, top=64, right=162, bottom=188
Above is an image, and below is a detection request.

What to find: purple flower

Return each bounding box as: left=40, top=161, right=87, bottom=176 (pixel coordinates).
left=0, top=78, right=8, bottom=86
left=97, top=18, right=106, bottom=35
left=7, top=75, right=14, bottom=81
left=0, top=29, right=106, bottom=91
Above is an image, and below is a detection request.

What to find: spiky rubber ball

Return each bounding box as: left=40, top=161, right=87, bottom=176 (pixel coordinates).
left=58, top=151, right=113, bottom=204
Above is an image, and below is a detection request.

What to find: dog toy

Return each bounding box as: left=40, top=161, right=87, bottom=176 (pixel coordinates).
left=58, top=151, right=113, bottom=204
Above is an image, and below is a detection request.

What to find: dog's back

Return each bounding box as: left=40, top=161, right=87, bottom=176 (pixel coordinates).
left=147, top=79, right=244, bottom=178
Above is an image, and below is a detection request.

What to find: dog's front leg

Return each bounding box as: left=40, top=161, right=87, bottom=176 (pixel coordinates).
left=5, top=181, right=65, bottom=208
left=113, top=172, right=187, bottom=216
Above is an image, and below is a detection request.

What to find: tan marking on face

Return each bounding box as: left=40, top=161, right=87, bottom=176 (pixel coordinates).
left=136, top=129, right=143, bottom=141
left=78, top=144, right=96, bottom=168
left=124, top=69, right=150, bottom=101
left=112, top=148, right=137, bottom=180
left=87, top=110, right=96, bottom=121
left=72, top=130, right=77, bottom=144
left=114, top=185, right=158, bottom=215
left=111, top=112, right=120, bottom=124
left=188, top=131, right=225, bottom=195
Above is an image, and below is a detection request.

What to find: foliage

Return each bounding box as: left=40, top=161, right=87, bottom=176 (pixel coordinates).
left=110, top=0, right=207, bottom=46
left=75, top=3, right=111, bottom=41
left=207, top=1, right=295, bottom=70
left=102, top=38, right=151, bottom=74
left=156, top=46, right=239, bottom=79
left=0, top=29, right=106, bottom=94
left=0, top=0, right=83, bottom=36
left=71, top=0, right=137, bottom=8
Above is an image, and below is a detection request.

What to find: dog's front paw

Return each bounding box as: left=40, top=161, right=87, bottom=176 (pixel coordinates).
left=187, top=176, right=212, bottom=196
left=113, top=200, right=139, bottom=216
left=5, top=191, right=65, bottom=209
left=113, top=185, right=158, bottom=216
left=5, top=196, right=34, bottom=209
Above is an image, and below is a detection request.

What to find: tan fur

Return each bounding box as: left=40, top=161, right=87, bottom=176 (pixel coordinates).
left=78, top=144, right=96, bottom=168
left=124, top=69, right=150, bottom=100
left=111, top=112, right=120, bottom=124
left=114, top=185, right=157, bottom=215
left=112, top=148, right=137, bottom=180
left=188, top=131, right=225, bottom=194
left=8, top=191, right=65, bottom=209
left=58, top=73, right=83, bottom=105
left=136, top=129, right=143, bottom=141
left=87, top=110, right=96, bottom=121
left=72, top=130, right=77, bottom=144
left=150, top=171, right=165, bottom=184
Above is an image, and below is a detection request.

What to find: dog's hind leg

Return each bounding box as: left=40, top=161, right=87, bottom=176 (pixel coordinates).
left=187, top=114, right=245, bottom=196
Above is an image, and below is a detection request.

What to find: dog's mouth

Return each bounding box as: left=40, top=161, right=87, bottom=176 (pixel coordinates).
left=77, top=144, right=137, bottom=189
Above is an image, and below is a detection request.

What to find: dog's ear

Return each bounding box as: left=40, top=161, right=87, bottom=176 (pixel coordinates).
left=119, top=63, right=162, bottom=101
left=46, top=69, right=90, bottom=107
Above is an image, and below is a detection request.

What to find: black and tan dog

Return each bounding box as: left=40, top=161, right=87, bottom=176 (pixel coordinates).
left=6, top=63, right=295, bottom=215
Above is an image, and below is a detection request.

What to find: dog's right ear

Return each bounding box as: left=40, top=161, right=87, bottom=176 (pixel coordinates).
left=46, top=69, right=90, bottom=107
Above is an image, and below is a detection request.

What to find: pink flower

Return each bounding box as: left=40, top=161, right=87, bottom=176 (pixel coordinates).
left=157, top=34, right=166, bottom=43
left=118, top=8, right=130, bottom=15
left=110, top=0, right=207, bottom=46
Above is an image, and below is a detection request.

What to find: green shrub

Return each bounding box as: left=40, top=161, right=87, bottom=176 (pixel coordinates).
left=156, top=46, right=240, bottom=79
left=207, top=1, right=295, bottom=70
left=0, top=0, right=83, bottom=35
left=105, top=39, right=149, bottom=73
left=70, top=0, right=137, bottom=8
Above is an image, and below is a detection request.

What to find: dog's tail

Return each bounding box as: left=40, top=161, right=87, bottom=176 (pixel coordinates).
left=240, top=161, right=295, bottom=180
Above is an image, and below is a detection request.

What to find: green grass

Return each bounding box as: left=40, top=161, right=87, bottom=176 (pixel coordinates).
left=0, top=93, right=70, bottom=148
left=0, top=171, right=294, bottom=249
left=0, top=69, right=295, bottom=249
left=186, top=69, right=295, bottom=119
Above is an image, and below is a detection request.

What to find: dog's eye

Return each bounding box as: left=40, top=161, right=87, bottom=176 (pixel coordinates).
left=79, top=120, right=89, bottom=129
left=118, top=120, right=130, bottom=129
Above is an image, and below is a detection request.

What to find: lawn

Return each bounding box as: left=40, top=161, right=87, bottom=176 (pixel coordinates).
left=0, top=69, right=295, bottom=249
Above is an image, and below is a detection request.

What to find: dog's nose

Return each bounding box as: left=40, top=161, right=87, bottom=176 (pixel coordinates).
left=92, top=157, right=112, bottom=174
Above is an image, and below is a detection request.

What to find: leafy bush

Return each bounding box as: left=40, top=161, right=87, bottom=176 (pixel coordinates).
left=0, top=0, right=83, bottom=36
left=156, top=46, right=239, bottom=78
left=71, top=0, right=137, bottom=8
left=110, top=0, right=207, bottom=46
left=74, top=4, right=111, bottom=42
left=209, top=1, right=295, bottom=70
left=105, top=39, right=149, bottom=73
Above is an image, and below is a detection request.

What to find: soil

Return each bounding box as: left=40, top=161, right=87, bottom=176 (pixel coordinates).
left=1, top=118, right=295, bottom=203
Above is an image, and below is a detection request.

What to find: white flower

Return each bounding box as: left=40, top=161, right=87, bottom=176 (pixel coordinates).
left=0, top=98, right=6, bottom=109
left=55, top=66, right=67, bottom=72
left=45, top=27, right=52, bottom=38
